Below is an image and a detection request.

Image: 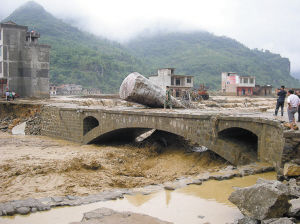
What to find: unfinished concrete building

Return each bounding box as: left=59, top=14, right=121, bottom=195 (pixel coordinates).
left=149, top=68, right=194, bottom=97
left=0, top=21, right=50, bottom=98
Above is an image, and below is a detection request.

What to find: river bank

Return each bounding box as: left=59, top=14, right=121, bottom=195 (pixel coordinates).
left=0, top=131, right=227, bottom=203
left=0, top=172, right=277, bottom=224
left=0, top=96, right=299, bottom=223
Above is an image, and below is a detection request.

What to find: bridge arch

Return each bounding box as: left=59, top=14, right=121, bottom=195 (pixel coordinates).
left=83, top=124, right=195, bottom=145
left=83, top=116, right=99, bottom=135
left=218, top=119, right=264, bottom=137
left=214, top=127, right=258, bottom=164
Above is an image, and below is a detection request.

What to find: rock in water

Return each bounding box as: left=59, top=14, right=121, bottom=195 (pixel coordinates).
left=69, top=207, right=172, bottom=224
left=229, top=179, right=291, bottom=220
left=119, top=72, right=184, bottom=108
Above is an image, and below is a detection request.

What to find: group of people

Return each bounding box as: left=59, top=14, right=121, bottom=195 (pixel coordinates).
left=165, top=85, right=300, bottom=130
left=274, top=86, right=300, bottom=130
left=5, top=90, right=16, bottom=101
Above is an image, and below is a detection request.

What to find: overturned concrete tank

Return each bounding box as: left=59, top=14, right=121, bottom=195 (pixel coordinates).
left=119, top=72, right=184, bottom=108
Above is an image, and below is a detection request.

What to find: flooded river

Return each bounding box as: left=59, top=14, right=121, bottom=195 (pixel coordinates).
left=0, top=172, right=276, bottom=224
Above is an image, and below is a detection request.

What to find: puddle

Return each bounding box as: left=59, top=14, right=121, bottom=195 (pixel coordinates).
left=0, top=172, right=276, bottom=224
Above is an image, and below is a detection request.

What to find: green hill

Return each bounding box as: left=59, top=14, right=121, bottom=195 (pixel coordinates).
left=126, top=32, right=299, bottom=89
left=2, top=1, right=145, bottom=93
left=2, top=1, right=299, bottom=92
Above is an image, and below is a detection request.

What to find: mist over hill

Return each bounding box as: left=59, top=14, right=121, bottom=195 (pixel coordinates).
left=2, top=1, right=299, bottom=92
left=126, top=32, right=300, bottom=89
left=2, top=1, right=145, bottom=93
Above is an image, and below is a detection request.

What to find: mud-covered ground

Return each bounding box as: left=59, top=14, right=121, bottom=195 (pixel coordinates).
left=0, top=131, right=226, bottom=203
left=0, top=95, right=297, bottom=205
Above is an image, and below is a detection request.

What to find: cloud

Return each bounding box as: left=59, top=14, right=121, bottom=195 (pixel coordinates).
left=1, top=0, right=300, bottom=72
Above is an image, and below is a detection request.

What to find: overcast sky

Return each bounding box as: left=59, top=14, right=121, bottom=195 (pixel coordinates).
left=1, top=0, right=300, bottom=74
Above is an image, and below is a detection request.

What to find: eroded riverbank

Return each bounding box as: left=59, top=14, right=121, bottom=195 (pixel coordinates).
left=0, top=131, right=226, bottom=203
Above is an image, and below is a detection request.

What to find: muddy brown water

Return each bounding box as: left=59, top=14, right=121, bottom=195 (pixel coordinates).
left=0, top=172, right=276, bottom=224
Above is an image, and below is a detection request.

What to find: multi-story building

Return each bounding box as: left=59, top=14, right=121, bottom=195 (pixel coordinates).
left=148, top=68, right=194, bottom=97
left=221, top=72, right=255, bottom=96
left=0, top=21, right=50, bottom=98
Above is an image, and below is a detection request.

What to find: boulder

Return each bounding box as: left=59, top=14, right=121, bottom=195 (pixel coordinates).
left=288, top=198, right=300, bottom=217
left=70, top=207, right=173, bottom=224
left=15, top=207, right=30, bottom=215
left=287, top=179, right=300, bottom=198
left=119, top=72, right=184, bottom=108
left=237, top=216, right=259, bottom=224
left=284, top=163, right=300, bottom=177
left=261, top=217, right=296, bottom=224
left=229, top=179, right=291, bottom=220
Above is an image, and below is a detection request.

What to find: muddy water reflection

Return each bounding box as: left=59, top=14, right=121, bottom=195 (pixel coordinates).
left=0, top=172, right=276, bottom=224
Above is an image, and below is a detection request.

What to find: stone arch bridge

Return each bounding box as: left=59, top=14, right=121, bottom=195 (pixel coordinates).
left=41, top=106, right=285, bottom=168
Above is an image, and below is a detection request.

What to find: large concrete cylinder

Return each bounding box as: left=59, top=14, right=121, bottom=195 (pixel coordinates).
left=119, top=72, right=184, bottom=108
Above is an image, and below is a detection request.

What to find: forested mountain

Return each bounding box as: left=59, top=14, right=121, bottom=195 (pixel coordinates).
left=126, top=32, right=299, bottom=89
left=2, top=1, right=299, bottom=92
left=2, top=1, right=145, bottom=93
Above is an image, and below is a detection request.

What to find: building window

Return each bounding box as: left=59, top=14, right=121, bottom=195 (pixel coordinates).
left=176, top=78, right=180, bottom=86
left=244, top=78, right=248, bottom=83
left=0, top=45, right=2, bottom=57
left=0, top=62, right=2, bottom=73
left=176, top=90, right=180, bottom=97
left=187, top=78, right=191, bottom=83
left=250, top=78, right=254, bottom=84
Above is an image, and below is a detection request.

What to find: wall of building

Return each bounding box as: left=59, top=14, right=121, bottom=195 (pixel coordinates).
left=149, top=69, right=194, bottom=95
left=8, top=43, right=50, bottom=98
left=171, top=76, right=193, bottom=88
left=237, top=87, right=253, bottom=96
left=149, top=72, right=171, bottom=90
left=253, top=86, right=273, bottom=96
left=0, top=23, right=50, bottom=98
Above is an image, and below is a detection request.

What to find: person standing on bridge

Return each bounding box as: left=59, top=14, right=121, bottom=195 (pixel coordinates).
left=296, top=90, right=300, bottom=122
left=274, top=86, right=287, bottom=117
left=164, top=86, right=172, bottom=110
left=287, top=90, right=300, bottom=130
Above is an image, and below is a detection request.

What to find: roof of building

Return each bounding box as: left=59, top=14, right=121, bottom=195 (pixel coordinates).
left=158, top=68, right=175, bottom=70
left=0, top=21, right=27, bottom=30
left=2, top=21, right=17, bottom=25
